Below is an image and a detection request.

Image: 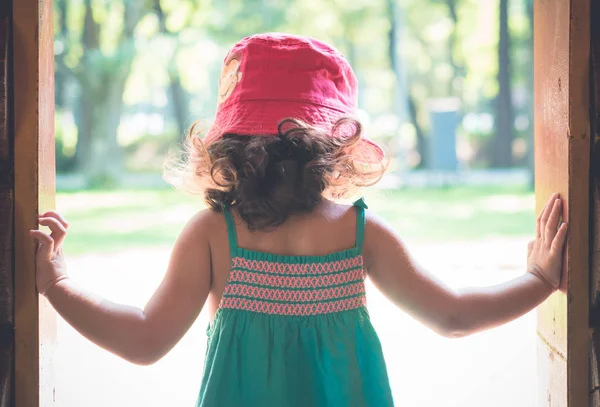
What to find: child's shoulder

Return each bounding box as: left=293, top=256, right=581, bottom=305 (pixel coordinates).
left=318, top=200, right=395, bottom=244
left=316, top=200, right=358, bottom=219
left=357, top=206, right=401, bottom=266
left=323, top=200, right=383, bottom=227
left=186, top=207, right=224, bottom=227
left=182, top=203, right=391, bottom=238
left=177, top=208, right=227, bottom=243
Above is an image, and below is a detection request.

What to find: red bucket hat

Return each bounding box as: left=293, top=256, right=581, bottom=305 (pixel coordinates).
left=204, top=33, right=384, bottom=165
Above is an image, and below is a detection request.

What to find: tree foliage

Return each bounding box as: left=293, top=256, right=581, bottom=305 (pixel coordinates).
left=54, top=0, right=534, bottom=184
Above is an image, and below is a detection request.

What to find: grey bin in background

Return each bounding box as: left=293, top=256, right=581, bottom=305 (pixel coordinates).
left=428, top=98, right=460, bottom=171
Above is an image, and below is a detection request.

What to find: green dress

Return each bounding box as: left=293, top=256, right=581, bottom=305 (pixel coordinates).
left=197, top=199, right=394, bottom=406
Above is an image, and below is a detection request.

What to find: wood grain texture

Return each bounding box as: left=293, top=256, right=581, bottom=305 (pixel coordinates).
left=538, top=335, right=568, bottom=406
left=0, top=9, right=13, bottom=407
left=589, top=0, right=600, bottom=311
left=592, top=331, right=600, bottom=405
left=0, top=14, right=12, bottom=325
left=13, top=0, right=56, bottom=405
left=589, top=0, right=600, bottom=403
left=534, top=0, right=590, bottom=405
left=0, top=322, right=13, bottom=407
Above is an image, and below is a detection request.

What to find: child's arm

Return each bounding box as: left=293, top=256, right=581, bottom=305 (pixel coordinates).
left=29, top=210, right=213, bottom=365
left=364, top=193, right=567, bottom=338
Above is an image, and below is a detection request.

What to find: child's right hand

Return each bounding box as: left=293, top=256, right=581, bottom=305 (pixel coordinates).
left=526, top=193, right=568, bottom=291
left=29, top=211, right=70, bottom=295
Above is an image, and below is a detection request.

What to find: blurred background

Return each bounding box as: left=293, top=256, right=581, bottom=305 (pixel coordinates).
left=52, top=0, right=539, bottom=406
left=54, top=0, right=534, bottom=188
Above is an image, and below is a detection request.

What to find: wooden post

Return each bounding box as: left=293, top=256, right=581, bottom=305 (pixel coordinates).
left=534, top=0, right=590, bottom=405
left=0, top=2, right=13, bottom=406
left=13, top=0, right=56, bottom=405
left=589, top=0, right=600, bottom=404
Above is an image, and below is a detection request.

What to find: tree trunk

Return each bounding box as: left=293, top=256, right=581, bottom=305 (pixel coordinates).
left=73, top=83, right=93, bottom=173
left=446, top=0, right=466, bottom=96
left=343, top=36, right=367, bottom=108
left=169, top=61, right=190, bottom=140
left=445, top=0, right=461, bottom=96
left=408, top=94, right=428, bottom=168
left=386, top=0, right=425, bottom=167
left=525, top=0, right=534, bottom=188
left=491, top=0, right=514, bottom=168
left=54, top=0, right=69, bottom=108
left=79, top=71, right=129, bottom=186
left=386, top=0, right=406, bottom=121
left=73, top=0, right=146, bottom=186
left=154, top=0, right=190, bottom=141
left=73, top=0, right=99, bottom=173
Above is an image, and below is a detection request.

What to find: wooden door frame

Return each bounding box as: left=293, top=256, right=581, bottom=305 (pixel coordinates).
left=534, top=0, right=591, bottom=406
left=12, top=0, right=57, bottom=405
left=589, top=0, right=600, bottom=403
left=0, top=2, right=13, bottom=406
left=2, top=0, right=599, bottom=406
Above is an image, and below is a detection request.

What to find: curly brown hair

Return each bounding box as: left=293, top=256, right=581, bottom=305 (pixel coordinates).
left=164, top=118, right=387, bottom=230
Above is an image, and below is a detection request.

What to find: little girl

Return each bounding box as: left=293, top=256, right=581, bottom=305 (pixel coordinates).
left=31, top=33, right=567, bottom=407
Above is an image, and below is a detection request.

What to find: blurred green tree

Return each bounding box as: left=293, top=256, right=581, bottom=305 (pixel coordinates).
left=55, top=0, right=151, bottom=186
left=491, top=0, right=514, bottom=167
left=153, top=0, right=191, bottom=141
left=53, top=0, right=534, bottom=182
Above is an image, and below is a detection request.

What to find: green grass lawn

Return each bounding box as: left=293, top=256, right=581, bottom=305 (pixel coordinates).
left=56, top=186, right=535, bottom=255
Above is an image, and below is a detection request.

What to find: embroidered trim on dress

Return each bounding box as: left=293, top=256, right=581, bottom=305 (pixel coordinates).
left=220, top=255, right=367, bottom=316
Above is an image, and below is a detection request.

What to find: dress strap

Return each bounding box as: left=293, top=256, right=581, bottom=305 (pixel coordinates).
left=352, top=197, right=368, bottom=252
left=223, top=207, right=238, bottom=255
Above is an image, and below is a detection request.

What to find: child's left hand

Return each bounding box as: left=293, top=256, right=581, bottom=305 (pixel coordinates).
left=29, top=211, right=70, bottom=295
left=526, top=193, right=568, bottom=291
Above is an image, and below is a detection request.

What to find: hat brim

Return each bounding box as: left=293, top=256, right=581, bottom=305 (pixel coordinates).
left=204, top=100, right=385, bottom=166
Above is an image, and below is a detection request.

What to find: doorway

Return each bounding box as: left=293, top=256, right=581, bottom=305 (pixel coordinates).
left=3, top=0, right=594, bottom=406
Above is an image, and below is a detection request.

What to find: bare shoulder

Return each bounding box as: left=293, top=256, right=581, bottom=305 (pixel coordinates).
left=363, top=209, right=395, bottom=241
left=362, top=209, right=404, bottom=269
left=166, top=208, right=224, bottom=284
left=176, top=208, right=225, bottom=246
left=186, top=208, right=223, bottom=229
